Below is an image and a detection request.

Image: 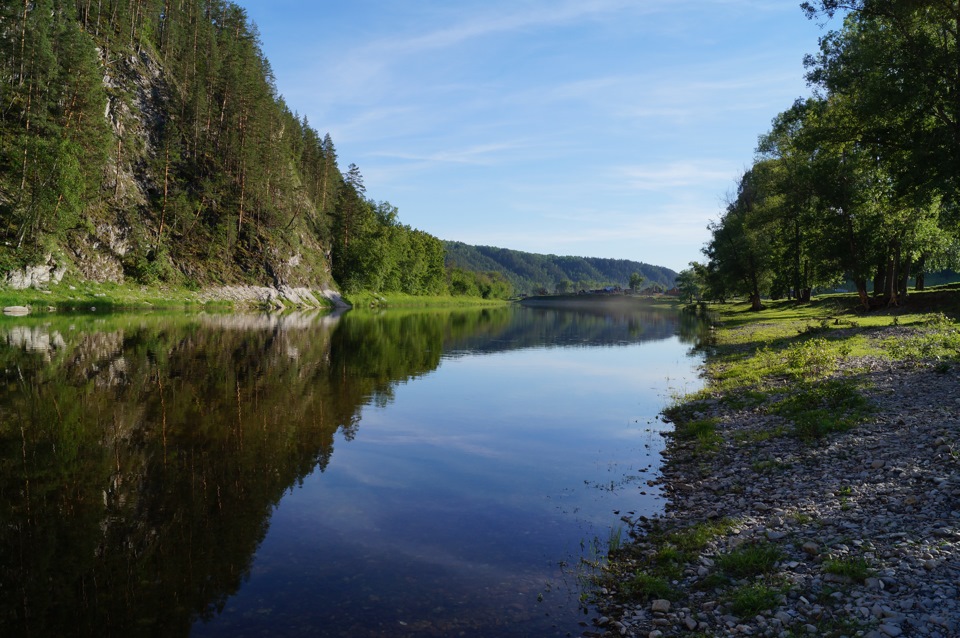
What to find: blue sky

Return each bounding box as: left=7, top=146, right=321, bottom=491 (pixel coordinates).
left=240, top=1, right=829, bottom=273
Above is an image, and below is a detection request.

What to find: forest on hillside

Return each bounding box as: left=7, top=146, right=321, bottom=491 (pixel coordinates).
left=684, top=1, right=960, bottom=310
left=0, top=0, right=504, bottom=298
left=444, top=241, right=677, bottom=295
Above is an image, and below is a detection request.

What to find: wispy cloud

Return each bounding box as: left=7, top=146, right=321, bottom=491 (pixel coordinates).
left=368, top=0, right=641, bottom=56
left=368, top=141, right=530, bottom=166
left=618, top=161, right=738, bottom=191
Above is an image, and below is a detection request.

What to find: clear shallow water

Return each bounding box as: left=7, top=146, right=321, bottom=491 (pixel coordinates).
left=0, top=303, right=707, bottom=637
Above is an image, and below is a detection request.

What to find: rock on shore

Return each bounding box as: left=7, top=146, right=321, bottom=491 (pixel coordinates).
left=200, top=285, right=348, bottom=310
left=595, top=349, right=960, bottom=637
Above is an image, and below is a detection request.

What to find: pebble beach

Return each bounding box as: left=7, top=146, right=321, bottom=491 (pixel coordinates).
left=594, top=323, right=960, bottom=637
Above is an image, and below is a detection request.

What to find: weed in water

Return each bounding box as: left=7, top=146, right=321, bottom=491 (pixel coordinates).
left=607, top=525, right=624, bottom=555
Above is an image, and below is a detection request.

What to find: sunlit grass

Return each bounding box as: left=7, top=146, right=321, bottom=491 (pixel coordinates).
left=0, top=279, right=224, bottom=311
left=344, top=292, right=510, bottom=308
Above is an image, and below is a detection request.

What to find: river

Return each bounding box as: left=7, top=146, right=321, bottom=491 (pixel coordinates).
left=0, top=300, right=708, bottom=637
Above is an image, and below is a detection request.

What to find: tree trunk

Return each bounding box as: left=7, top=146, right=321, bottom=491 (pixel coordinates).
left=873, top=259, right=886, bottom=299
left=18, top=0, right=28, bottom=87
left=855, top=278, right=870, bottom=311
left=915, top=254, right=927, bottom=291
left=157, top=145, right=169, bottom=246
left=884, top=245, right=900, bottom=307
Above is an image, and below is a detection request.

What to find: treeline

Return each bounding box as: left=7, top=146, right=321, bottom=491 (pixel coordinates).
left=684, top=1, right=960, bottom=310
left=443, top=241, right=677, bottom=295
left=0, top=0, right=455, bottom=297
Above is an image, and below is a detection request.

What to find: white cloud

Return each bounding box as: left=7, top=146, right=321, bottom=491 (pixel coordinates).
left=368, top=141, right=531, bottom=166
left=618, top=161, right=739, bottom=191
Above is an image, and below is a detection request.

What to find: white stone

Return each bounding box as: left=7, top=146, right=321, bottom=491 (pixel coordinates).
left=650, top=599, right=671, bottom=613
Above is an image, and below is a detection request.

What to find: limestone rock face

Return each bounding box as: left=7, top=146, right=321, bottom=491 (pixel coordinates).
left=6, top=255, right=66, bottom=289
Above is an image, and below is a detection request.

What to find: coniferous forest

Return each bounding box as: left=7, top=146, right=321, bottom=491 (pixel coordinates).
left=0, top=0, right=459, bottom=297
left=685, top=1, right=960, bottom=310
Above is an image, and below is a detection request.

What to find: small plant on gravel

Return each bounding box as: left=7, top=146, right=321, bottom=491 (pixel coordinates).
left=652, top=545, right=688, bottom=579
left=720, top=389, right=770, bottom=409
left=751, top=458, right=787, bottom=474
left=621, top=571, right=676, bottom=602
left=662, top=399, right=712, bottom=423
left=772, top=379, right=872, bottom=441
left=790, top=512, right=813, bottom=525
left=785, top=337, right=837, bottom=380
left=672, top=417, right=722, bottom=452
left=715, top=542, right=782, bottom=578
left=727, top=581, right=782, bottom=616
left=884, top=312, right=960, bottom=361
left=823, top=556, right=872, bottom=582
left=668, top=518, right=738, bottom=552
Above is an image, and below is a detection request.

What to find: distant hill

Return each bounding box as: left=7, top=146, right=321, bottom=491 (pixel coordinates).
left=443, top=241, right=677, bottom=295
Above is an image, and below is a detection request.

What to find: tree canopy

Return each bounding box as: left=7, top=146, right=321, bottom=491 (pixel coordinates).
left=0, top=0, right=476, bottom=298
left=697, top=1, right=960, bottom=309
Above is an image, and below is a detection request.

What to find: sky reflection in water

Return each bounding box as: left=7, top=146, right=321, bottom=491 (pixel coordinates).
left=0, top=304, right=705, bottom=638
left=193, top=308, right=704, bottom=638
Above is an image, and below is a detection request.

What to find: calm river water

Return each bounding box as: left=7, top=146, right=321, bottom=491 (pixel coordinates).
left=0, top=301, right=708, bottom=637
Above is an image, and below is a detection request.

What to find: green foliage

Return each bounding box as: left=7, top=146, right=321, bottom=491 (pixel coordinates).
left=772, top=379, right=872, bottom=441
left=0, top=0, right=453, bottom=298
left=883, top=313, right=960, bottom=361
left=823, top=556, right=872, bottom=583
left=443, top=241, right=676, bottom=295
left=714, top=542, right=782, bottom=578
left=447, top=267, right=512, bottom=299
left=672, top=417, right=722, bottom=452
left=784, top=337, right=837, bottom=380
left=668, top=519, right=738, bottom=553
left=703, top=2, right=960, bottom=309
left=728, top=582, right=782, bottom=616
left=622, top=572, right=676, bottom=602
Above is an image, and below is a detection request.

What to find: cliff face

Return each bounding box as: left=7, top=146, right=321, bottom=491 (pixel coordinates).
left=1, top=1, right=340, bottom=295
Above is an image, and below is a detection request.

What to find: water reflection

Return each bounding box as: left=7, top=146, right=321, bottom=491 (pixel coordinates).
left=0, top=304, right=707, bottom=637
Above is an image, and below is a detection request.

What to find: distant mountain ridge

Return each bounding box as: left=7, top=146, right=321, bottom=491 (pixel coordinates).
left=442, top=241, right=677, bottom=295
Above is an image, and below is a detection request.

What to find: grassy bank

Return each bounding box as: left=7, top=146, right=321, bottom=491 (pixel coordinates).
left=593, top=287, right=960, bottom=636
left=343, top=291, right=511, bottom=309
left=0, top=281, right=518, bottom=314
left=0, top=280, right=227, bottom=312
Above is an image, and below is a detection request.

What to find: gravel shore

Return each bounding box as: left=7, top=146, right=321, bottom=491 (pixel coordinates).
left=594, top=328, right=960, bottom=637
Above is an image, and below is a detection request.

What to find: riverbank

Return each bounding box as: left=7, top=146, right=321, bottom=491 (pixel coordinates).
left=594, top=293, right=960, bottom=638
left=0, top=280, right=515, bottom=314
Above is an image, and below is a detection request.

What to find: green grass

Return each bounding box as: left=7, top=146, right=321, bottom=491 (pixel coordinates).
left=0, top=279, right=223, bottom=311
left=343, top=291, right=510, bottom=309
left=823, top=556, right=872, bottom=582
left=600, top=290, right=960, bottom=617
left=621, top=571, right=676, bottom=602
left=0, top=279, right=516, bottom=313
left=715, top=542, right=782, bottom=578
left=668, top=519, right=738, bottom=552
left=671, top=417, right=722, bottom=451
left=771, top=379, right=873, bottom=441
left=727, top=581, right=782, bottom=616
